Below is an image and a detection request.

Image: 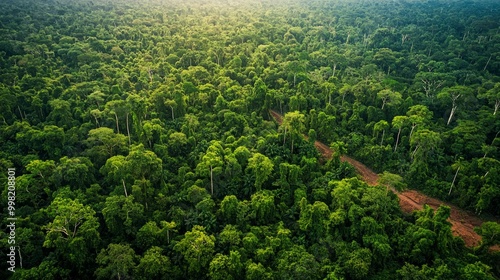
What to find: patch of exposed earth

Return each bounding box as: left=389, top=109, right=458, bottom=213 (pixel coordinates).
left=270, top=110, right=498, bottom=249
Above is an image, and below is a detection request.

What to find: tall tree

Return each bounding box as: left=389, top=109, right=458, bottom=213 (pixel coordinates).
left=95, top=243, right=137, bottom=280
left=43, top=197, right=100, bottom=272
left=392, top=115, right=408, bottom=152
left=437, top=86, right=474, bottom=125
left=410, top=129, right=441, bottom=162
left=378, top=171, right=405, bottom=193
left=478, top=82, right=500, bottom=115
left=173, top=225, right=215, bottom=277
left=374, top=120, right=389, bottom=146
left=105, top=100, right=129, bottom=135
left=135, top=246, right=180, bottom=280
left=85, top=127, right=127, bottom=158
left=246, top=153, right=274, bottom=191
left=281, top=111, right=305, bottom=154
left=196, top=141, right=224, bottom=196
left=406, top=105, right=433, bottom=140
left=377, top=89, right=402, bottom=110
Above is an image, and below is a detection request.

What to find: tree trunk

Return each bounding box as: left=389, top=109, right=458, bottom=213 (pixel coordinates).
left=332, top=63, right=337, bottom=77
left=17, top=246, right=22, bottom=268
left=409, top=124, right=416, bottom=141
left=214, top=52, right=220, bottom=66
left=394, top=127, right=401, bottom=152
left=401, top=34, right=408, bottom=45
left=170, top=106, right=175, bottom=120
left=380, top=129, right=385, bottom=146
left=411, top=145, right=420, bottom=159
left=114, top=112, right=120, bottom=134
left=448, top=167, right=460, bottom=195
left=18, top=106, right=24, bottom=121
left=122, top=179, right=128, bottom=197
left=93, top=114, right=100, bottom=127
left=447, top=106, right=457, bottom=125
left=483, top=55, right=492, bottom=71
left=283, top=126, right=287, bottom=146
left=126, top=113, right=131, bottom=145
left=143, top=181, right=148, bottom=210
left=210, top=165, right=214, bottom=196
left=494, top=100, right=499, bottom=115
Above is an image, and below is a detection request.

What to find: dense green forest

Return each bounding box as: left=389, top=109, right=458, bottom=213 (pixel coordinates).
left=1, top=0, right=500, bottom=278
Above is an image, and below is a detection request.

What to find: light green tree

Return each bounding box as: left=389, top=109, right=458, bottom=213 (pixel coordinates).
left=478, top=83, right=500, bottom=115
left=281, top=111, right=305, bottom=154
left=378, top=171, right=405, bottom=193
left=437, top=86, right=473, bottom=125
left=135, top=246, right=180, bottom=280
left=406, top=105, right=433, bottom=140
left=196, top=141, right=224, bottom=196
left=392, top=116, right=408, bottom=151
left=208, top=251, right=243, bottom=280
left=95, top=243, right=137, bottom=280
left=377, top=89, right=402, bottom=110
left=173, top=225, right=215, bottom=276
left=246, top=153, right=274, bottom=191
left=475, top=222, right=500, bottom=249
left=410, top=129, right=441, bottom=162
left=374, top=120, right=389, bottom=146
left=86, top=127, right=127, bottom=157
left=43, top=197, right=100, bottom=271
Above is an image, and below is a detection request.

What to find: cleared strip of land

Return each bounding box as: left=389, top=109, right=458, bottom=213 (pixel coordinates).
left=270, top=110, right=498, bottom=249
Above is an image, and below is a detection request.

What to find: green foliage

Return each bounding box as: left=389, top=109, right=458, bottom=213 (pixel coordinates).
left=43, top=196, right=100, bottom=272
left=174, top=225, right=216, bottom=276
left=250, top=190, right=276, bottom=225
left=378, top=171, right=406, bottom=192
left=135, top=246, right=180, bottom=280
left=0, top=0, right=499, bottom=279
left=95, top=243, right=137, bottom=280
left=208, top=251, right=243, bottom=280
left=246, top=152, right=274, bottom=191
left=196, top=141, right=225, bottom=196
left=475, top=222, right=500, bottom=248
left=102, top=195, right=145, bottom=238
left=276, top=245, right=320, bottom=279
left=85, top=127, right=127, bottom=160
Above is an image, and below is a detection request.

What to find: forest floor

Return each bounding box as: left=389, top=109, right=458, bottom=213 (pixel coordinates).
left=269, top=110, right=499, bottom=249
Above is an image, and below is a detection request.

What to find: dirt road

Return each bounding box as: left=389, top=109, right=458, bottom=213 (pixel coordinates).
left=269, top=110, right=492, bottom=247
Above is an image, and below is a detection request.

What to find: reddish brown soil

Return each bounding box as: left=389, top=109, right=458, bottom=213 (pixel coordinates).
left=270, top=110, right=283, bottom=124
left=270, top=110, right=498, bottom=248
left=397, top=190, right=484, bottom=246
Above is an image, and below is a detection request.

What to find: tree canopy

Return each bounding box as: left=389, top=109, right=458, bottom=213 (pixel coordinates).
left=1, top=0, right=499, bottom=279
